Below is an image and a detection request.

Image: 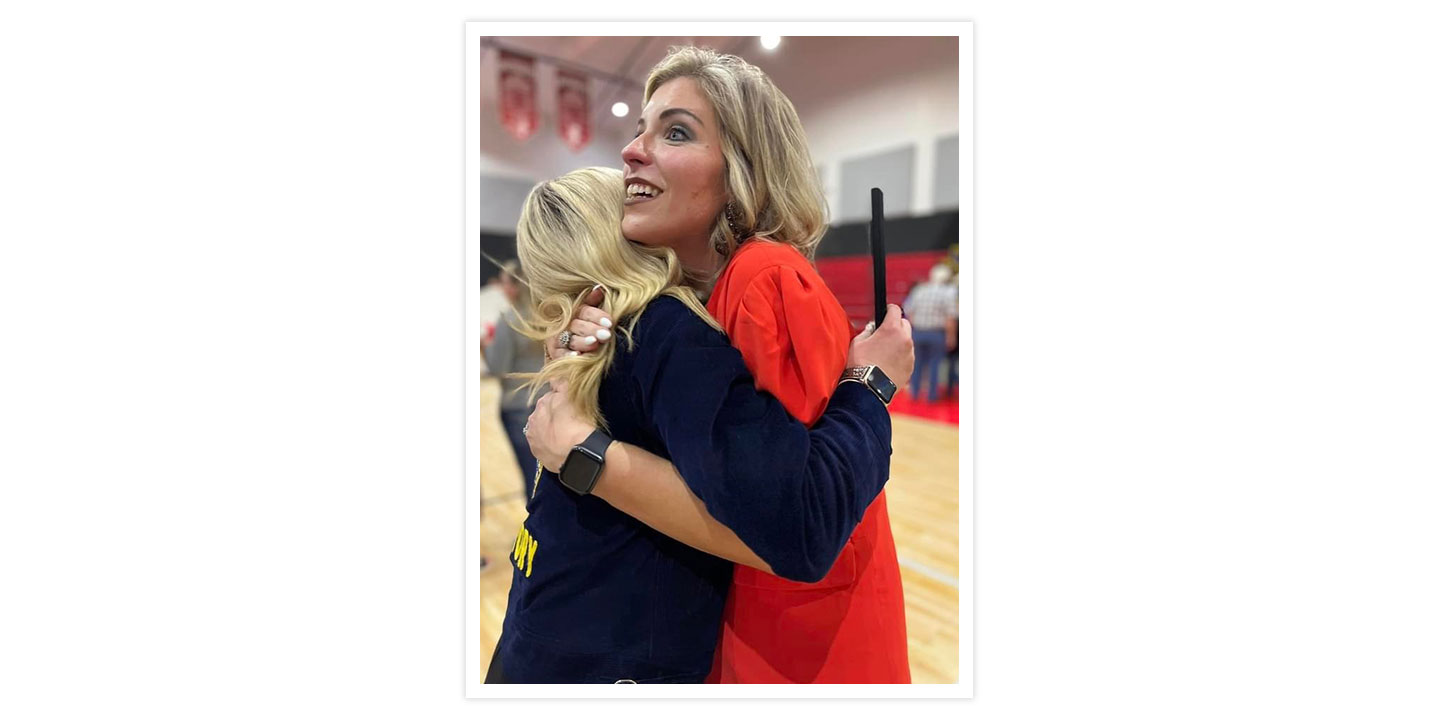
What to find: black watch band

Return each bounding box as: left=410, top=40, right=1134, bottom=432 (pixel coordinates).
left=557, top=429, right=613, bottom=495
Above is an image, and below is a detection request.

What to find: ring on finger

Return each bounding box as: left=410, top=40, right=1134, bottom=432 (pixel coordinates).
left=557, top=330, right=573, bottom=350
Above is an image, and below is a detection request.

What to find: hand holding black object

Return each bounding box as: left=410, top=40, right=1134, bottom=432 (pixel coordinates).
left=846, top=304, right=914, bottom=393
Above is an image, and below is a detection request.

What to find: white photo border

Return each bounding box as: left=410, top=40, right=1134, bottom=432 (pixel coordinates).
left=464, top=20, right=974, bottom=699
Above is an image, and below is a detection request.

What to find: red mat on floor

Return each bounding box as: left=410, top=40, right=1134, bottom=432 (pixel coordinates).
left=886, top=387, right=961, bottom=425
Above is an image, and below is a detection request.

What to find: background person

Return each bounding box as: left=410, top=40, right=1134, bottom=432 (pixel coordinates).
left=903, top=264, right=959, bottom=404
left=481, top=260, right=545, bottom=496
left=943, top=277, right=960, bottom=399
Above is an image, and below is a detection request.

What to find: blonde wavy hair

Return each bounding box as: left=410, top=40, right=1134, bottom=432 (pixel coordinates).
left=644, top=46, right=829, bottom=261
left=511, top=167, right=721, bottom=431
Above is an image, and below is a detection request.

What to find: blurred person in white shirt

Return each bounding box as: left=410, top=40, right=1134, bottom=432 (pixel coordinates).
left=903, top=264, right=959, bottom=404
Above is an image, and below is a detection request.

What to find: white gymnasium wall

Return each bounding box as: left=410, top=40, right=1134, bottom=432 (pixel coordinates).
left=785, top=38, right=962, bottom=223
left=477, top=38, right=961, bottom=232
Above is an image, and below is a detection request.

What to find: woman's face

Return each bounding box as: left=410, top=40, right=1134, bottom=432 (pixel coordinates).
left=620, top=77, right=728, bottom=263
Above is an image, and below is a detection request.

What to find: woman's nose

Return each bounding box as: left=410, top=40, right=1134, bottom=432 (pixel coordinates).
left=621, top=134, right=649, bottom=167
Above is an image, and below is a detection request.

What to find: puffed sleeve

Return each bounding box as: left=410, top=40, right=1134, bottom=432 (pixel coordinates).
left=629, top=300, right=892, bottom=583
left=728, top=265, right=851, bottom=426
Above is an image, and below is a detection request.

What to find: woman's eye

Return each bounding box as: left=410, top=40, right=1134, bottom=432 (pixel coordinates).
left=665, top=126, right=690, bottom=141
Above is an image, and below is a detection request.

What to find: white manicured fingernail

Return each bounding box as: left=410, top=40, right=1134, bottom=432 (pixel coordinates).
left=568, top=351, right=578, bottom=356
left=596, top=329, right=611, bottom=341
left=582, top=336, right=595, bottom=345
left=599, top=317, right=612, bottom=328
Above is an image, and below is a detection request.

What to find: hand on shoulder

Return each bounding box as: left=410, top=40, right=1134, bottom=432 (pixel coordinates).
left=547, top=285, right=614, bottom=361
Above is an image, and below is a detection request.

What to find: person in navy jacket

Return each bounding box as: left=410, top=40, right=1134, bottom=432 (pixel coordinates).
left=485, top=168, right=912, bottom=684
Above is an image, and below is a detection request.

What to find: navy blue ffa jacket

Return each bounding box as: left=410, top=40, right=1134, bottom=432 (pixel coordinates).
left=493, top=296, right=892, bottom=683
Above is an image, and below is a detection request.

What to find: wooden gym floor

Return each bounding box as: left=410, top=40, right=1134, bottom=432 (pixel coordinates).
left=476, top=377, right=961, bottom=683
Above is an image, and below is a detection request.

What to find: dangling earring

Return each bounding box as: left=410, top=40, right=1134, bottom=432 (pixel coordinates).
left=725, top=201, right=742, bottom=238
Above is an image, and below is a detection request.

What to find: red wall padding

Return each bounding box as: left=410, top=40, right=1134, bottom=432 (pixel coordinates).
left=814, top=250, right=948, bottom=335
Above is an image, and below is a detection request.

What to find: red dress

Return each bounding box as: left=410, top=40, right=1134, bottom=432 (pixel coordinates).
left=705, top=240, right=911, bottom=683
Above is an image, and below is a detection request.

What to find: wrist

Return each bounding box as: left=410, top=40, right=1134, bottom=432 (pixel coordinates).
left=556, top=428, right=613, bottom=495
left=564, top=424, right=595, bottom=450
left=587, top=442, right=625, bottom=501
left=839, top=365, right=897, bottom=406
left=541, top=425, right=596, bottom=471
left=543, top=431, right=590, bottom=472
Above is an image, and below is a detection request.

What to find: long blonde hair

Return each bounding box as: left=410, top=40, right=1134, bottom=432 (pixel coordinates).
left=644, top=46, right=829, bottom=261
left=511, top=166, right=721, bottom=430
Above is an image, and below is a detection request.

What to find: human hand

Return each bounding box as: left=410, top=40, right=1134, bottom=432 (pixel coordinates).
left=524, top=378, right=596, bottom=472
left=546, top=285, right=615, bottom=361
left=847, top=304, right=914, bottom=391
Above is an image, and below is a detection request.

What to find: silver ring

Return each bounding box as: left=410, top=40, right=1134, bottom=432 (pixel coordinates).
left=557, top=330, right=573, bottom=350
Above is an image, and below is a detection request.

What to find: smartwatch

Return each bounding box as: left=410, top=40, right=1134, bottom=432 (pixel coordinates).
left=839, top=365, right=898, bottom=406
left=557, top=428, right=613, bottom=495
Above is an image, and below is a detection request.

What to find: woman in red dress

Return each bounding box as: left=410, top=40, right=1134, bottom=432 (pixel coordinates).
left=524, top=46, right=911, bottom=683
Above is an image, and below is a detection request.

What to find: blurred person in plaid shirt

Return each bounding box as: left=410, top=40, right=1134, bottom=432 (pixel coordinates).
left=903, top=264, right=959, bottom=403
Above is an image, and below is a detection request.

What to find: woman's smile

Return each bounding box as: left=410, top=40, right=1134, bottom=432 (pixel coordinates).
left=623, top=179, right=664, bottom=205
left=619, top=77, right=727, bottom=263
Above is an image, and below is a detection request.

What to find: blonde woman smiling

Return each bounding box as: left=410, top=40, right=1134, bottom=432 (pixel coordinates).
left=486, top=166, right=909, bottom=683
left=527, top=47, right=913, bottom=683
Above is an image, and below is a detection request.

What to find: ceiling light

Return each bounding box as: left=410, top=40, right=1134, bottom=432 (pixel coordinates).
left=760, top=36, right=781, bottom=50
left=611, top=101, right=629, bottom=118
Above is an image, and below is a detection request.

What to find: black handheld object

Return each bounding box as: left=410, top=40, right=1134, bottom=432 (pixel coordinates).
left=869, top=187, right=887, bottom=324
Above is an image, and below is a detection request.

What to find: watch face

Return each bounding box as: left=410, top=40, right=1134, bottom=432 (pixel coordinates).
left=870, top=367, right=898, bottom=402
left=559, top=447, right=604, bottom=495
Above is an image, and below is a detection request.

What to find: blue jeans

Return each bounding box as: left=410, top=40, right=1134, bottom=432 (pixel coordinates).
left=499, top=407, right=538, bottom=497
left=945, top=348, right=959, bottom=398
left=911, top=329, right=948, bottom=403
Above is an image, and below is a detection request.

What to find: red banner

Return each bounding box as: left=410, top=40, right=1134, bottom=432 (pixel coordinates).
left=497, top=50, right=537, bottom=141
left=556, top=69, right=591, bottom=152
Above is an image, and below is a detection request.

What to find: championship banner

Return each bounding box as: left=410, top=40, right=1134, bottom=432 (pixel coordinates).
left=556, top=69, right=591, bottom=152
left=498, top=50, right=537, bottom=141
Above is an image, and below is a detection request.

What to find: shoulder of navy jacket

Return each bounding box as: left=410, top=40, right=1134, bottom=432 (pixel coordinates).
left=634, top=297, right=691, bottom=341
left=646, top=305, right=728, bottom=354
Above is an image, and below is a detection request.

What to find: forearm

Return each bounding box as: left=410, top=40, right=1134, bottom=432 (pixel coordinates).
left=667, top=382, right=893, bottom=582
left=592, top=442, right=773, bottom=573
